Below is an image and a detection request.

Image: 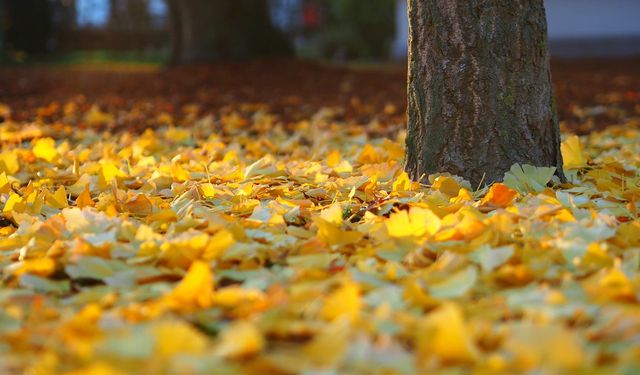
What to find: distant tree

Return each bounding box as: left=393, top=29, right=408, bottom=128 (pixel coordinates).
left=109, top=0, right=152, bottom=32
left=0, top=2, right=5, bottom=57
left=167, top=0, right=291, bottom=64
left=404, top=0, right=564, bottom=186
left=300, top=0, right=396, bottom=60
left=3, top=0, right=52, bottom=55
left=327, top=0, right=395, bottom=59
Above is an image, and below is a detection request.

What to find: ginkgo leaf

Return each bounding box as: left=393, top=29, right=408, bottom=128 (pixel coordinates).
left=200, top=182, right=217, bottom=198
left=428, top=266, right=477, bottom=298
left=321, top=281, right=361, bottom=322
left=203, top=229, right=235, bottom=260
left=315, top=203, right=363, bottom=247
left=98, top=161, right=126, bottom=189
left=0, top=172, right=10, bottom=194
left=32, top=137, right=59, bottom=163
left=392, top=171, right=413, bottom=192
left=0, top=151, right=20, bottom=174
left=151, top=320, right=208, bottom=357
left=46, top=186, right=68, bottom=209
left=561, top=135, right=588, bottom=169
left=385, top=207, right=441, bottom=238
left=3, top=193, right=23, bottom=215
left=416, top=303, right=478, bottom=364
left=503, top=164, right=556, bottom=194
left=432, top=176, right=461, bottom=197
left=163, top=260, right=215, bottom=311
left=303, top=320, right=350, bottom=367
left=76, top=184, right=95, bottom=208
left=479, top=183, right=517, bottom=208
left=504, top=323, right=585, bottom=371
left=214, top=322, right=264, bottom=359
left=470, top=245, right=514, bottom=272
left=125, top=193, right=154, bottom=215
left=326, top=150, right=341, bottom=167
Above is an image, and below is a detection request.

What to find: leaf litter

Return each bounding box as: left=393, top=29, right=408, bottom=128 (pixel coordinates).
left=0, top=94, right=640, bottom=374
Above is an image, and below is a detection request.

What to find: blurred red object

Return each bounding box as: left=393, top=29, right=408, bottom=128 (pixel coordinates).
left=302, top=3, right=321, bottom=29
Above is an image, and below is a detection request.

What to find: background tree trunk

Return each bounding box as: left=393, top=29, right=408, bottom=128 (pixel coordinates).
left=404, top=0, right=564, bottom=187
left=170, top=0, right=292, bottom=64
left=0, top=2, right=5, bottom=58
left=2, top=0, right=52, bottom=55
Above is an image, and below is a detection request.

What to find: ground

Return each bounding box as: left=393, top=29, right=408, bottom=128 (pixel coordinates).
left=0, top=58, right=639, bottom=374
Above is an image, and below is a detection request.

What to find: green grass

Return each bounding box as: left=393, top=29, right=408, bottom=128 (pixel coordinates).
left=0, top=50, right=168, bottom=67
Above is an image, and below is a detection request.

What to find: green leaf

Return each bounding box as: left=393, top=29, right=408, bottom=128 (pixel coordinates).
left=428, top=266, right=477, bottom=299
left=470, top=245, right=514, bottom=272
left=65, top=256, right=128, bottom=281
left=503, top=164, right=556, bottom=194
left=19, top=274, right=70, bottom=295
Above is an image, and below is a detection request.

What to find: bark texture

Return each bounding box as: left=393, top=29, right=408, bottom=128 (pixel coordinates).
left=169, top=0, right=291, bottom=64
left=405, top=0, right=564, bottom=186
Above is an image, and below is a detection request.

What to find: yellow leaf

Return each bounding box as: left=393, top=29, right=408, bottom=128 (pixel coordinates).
left=561, top=135, right=588, bottom=169
left=171, top=163, right=191, bottom=182
left=0, top=172, right=10, bottom=194
left=214, top=322, right=264, bottom=359
left=326, top=150, right=341, bottom=167
left=14, top=258, right=56, bottom=277
left=164, top=261, right=215, bottom=311
left=432, top=176, right=461, bottom=197
left=416, top=303, right=478, bottom=364
left=504, top=323, right=585, bottom=371
left=315, top=219, right=363, bottom=247
left=456, top=209, right=486, bottom=240
left=85, top=105, right=114, bottom=126
left=3, top=193, right=23, bottom=214
left=385, top=207, right=441, bottom=238
left=333, top=159, right=353, bottom=174
left=357, top=144, right=382, bottom=164
left=66, top=362, right=126, bottom=375
left=480, top=183, right=517, bottom=208
left=304, top=321, right=349, bottom=367
left=33, top=137, right=59, bottom=163
left=151, top=320, right=208, bottom=357
left=213, top=286, right=267, bottom=314
left=321, top=281, right=361, bottom=322
left=76, top=184, right=95, bottom=208
left=315, top=203, right=363, bottom=247
left=46, top=186, right=68, bottom=209
left=200, top=182, right=216, bottom=198
left=0, top=151, right=20, bottom=174
left=203, top=229, right=235, bottom=260
left=98, top=161, right=125, bottom=188
left=319, top=203, right=343, bottom=225
left=160, top=232, right=210, bottom=269
left=451, top=187, right=473, bottom=203
left=125, top=193, right=153, bottom=215
left=393, top=171, right=419, bottom=192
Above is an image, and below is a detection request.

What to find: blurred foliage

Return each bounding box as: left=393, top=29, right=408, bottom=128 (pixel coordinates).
left=300, top=0, right=396, bottom=61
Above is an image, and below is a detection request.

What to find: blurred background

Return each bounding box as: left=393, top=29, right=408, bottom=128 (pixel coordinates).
left=1, top=0, right=639, bottom=64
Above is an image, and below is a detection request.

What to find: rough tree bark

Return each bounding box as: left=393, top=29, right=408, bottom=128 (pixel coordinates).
left=168, top=0, right=291, bottom=64
left=404, top=0, right=564, bottom=187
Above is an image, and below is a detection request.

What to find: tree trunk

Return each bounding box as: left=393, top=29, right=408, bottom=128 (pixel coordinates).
left=167, top=0, right=183, bottom=66
left=404, top=0, right=564, bottom=187
left=169, top=0, right=292, bottom=64
left=0, top=2, right=5, bottom=58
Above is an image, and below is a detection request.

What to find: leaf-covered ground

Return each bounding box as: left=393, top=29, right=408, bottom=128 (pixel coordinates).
left=1, top=60, right=640, bottom=374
